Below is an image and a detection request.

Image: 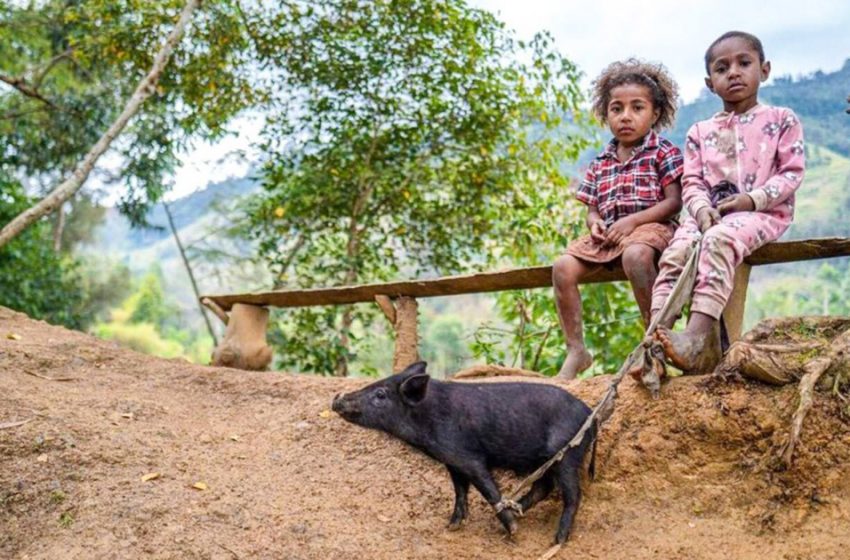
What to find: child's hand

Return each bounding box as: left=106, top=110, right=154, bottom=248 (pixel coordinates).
left=696, top=207, right=721, bottom=233
left=717, top=194, right=755, bottom=215
left=606, top=216, right=637, bottom=246
left=590, top=219, right=607, bottom=243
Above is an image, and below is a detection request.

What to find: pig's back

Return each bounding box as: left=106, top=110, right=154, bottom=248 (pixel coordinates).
left=437, top=381, right=591, bottom=472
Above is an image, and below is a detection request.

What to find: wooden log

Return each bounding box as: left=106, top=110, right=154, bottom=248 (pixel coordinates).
left=723, top=263, right=751, bottom=343
left=210, top=304, right=273, bottom=371
left=202, top=297, right=229, bottom=325
left=393, top=297, right=419, bottom=373
left=200, top=238, right=850, bottom=311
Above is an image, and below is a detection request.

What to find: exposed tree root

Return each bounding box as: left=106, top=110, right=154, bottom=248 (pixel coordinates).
left=720, top=317, right=850, bottom=469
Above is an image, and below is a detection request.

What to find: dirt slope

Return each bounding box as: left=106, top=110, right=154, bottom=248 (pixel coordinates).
left=1, top=306, right=848, bottom=559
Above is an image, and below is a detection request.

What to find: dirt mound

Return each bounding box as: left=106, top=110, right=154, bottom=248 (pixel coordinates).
left=1, top=306, right=848, bottom=559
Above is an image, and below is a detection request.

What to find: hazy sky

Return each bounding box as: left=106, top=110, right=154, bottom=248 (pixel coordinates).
left=170, top=0, right=850, bottom=199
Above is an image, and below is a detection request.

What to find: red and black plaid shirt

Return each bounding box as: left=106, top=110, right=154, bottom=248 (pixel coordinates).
left=576, top=130, right=683, bottom=227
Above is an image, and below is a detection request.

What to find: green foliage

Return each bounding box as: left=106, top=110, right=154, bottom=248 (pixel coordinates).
left=421, top=314, right=467, bottom=376
left=129, top=266, right=178, bottom=329
left=238, top=0, right=593, bottom=374
left=0, top=179, right=90, bottom=328
left=94, top=321, right=185, bottom=359
left=748, top=261, right=850, bottom=325
left=94, top=266, right=212, bottom=363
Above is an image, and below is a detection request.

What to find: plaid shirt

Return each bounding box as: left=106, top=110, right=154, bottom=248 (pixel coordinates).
left=577, top=130, right=684, bottom=227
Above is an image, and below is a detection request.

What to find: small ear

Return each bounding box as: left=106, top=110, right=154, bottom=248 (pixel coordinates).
left=399, top=373, right=429, bottom=405
left=704, top=76, right=715, bottom=93
left=761, top=60, right=771, bottom=82
left=399, top=361, right=427, bottom=376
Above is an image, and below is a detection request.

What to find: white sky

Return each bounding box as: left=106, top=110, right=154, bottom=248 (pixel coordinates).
left=169, top=0, right=850, bottom=200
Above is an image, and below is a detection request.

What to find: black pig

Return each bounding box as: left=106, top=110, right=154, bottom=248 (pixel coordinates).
left=332, top=361, right=596, bottom=543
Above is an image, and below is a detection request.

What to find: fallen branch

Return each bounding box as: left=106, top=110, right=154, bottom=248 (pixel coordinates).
left=24, top=370, right=77, bottom=382
left=0, top=418, right=34, bottom=430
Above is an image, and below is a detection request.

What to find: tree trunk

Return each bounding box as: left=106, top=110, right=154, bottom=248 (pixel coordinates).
left=163, top=201, right=218, bottom=345
left=52, top=203, right=65, bottom=252
left=0, top=0, right=201, bottom=249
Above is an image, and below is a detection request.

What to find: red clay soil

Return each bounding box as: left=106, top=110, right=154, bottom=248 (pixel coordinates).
left=1, top=305, right=848, bottom=560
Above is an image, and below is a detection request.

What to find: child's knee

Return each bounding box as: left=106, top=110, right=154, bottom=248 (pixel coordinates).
left=621, top=245, right=656, bottom=277
left=553, top=255, right=582, bottom=287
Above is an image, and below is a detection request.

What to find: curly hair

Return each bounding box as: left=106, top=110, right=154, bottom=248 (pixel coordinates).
left=590, top=59, right=679, bottom=131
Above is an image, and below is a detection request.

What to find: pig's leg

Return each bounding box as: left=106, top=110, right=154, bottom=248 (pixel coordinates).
left=464, top=464, right=518, bottom=536
left=446, top=466, right=470, bottom=530
left=554, top=465, right=582, bottom=544
left=518, top=472, right=555, bottom=513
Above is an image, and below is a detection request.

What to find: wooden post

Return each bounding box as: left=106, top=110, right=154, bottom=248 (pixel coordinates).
left=375, top=295, right=420, bottom=373
left=723, top=263, right=751, bottom=343
left=210, top=303, right=273, bottom=371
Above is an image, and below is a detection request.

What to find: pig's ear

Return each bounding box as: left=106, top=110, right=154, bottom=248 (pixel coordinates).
left=399, top=374, right=429, bottom=405
left=400, top=361, right=427, bottom=376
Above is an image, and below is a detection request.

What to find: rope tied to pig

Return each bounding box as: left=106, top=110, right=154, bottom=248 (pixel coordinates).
left=496, top=237, right=702, bottom=511
left=494, top=498, right=524, bottom=516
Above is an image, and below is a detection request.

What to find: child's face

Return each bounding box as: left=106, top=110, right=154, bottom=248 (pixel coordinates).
left=705, top=37, right=770, bottom=106
left=606, top=84, right=659, bottom=147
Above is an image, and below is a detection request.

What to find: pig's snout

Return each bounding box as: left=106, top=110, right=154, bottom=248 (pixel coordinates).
left=332, top=393, right=360, bottom=419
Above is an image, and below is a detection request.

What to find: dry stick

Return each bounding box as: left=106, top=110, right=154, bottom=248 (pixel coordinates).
left=0, top=0, right=201, bottom=249
left=24, top=371, right=77, bottom=382
left=0, top=418, right=34, bottom=430
left=164, top=201, right=218, bottom=345
left=202, top=298, right=229, bottom=325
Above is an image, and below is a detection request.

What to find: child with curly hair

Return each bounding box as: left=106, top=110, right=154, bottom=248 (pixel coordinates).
left=553, top=59, right=684, bottom=379
left=651, top=31, right=805, bottom=374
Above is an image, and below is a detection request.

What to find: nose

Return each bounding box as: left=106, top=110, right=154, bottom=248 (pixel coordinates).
left=332, top=393, right=342, bottom=411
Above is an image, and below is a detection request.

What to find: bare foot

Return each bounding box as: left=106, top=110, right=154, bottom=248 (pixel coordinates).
left=656, top=326, right=721, bottom=374
left=556, top=347, right=593, bottom=379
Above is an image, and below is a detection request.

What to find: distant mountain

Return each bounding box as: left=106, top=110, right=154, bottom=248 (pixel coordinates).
left=668, top=59, right=850, bottom=155
left=92, top=175, right=258, bottom=256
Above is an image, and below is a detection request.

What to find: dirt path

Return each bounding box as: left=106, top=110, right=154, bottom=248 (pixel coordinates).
left=1, top=306, right=848, bottom=559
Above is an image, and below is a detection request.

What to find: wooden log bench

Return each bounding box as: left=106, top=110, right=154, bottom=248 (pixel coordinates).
left=200, top=237, right=850, bottom=372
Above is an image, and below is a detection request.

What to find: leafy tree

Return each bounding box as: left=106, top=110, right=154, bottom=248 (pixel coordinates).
left=0, top=0, right=258, bottom=228
left=240, top=0, right=592, bottom=375
left=0, top=178, right=90, bottom=328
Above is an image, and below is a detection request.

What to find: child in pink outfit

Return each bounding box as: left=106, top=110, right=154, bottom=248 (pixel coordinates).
left=651, top=31, right=805, bottom=374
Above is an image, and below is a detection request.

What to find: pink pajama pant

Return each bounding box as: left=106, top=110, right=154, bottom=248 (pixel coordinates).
left=651, top=212, right=790, bottom=320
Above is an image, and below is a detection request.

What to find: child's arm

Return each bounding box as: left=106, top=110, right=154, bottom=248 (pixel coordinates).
left=746, top=109, right=805, bottom=212
left=605, top=182, right=682, bottom=245
left=681, top=124, right=713, bottom=216
left=576, top=162, right=606, bottom=242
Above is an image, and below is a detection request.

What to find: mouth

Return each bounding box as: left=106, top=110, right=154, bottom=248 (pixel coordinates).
left=728, top=83, right=746, bottom=92
left=618, top=127, right=635, bottom=135
left=332, top=394, right=361, bottom=419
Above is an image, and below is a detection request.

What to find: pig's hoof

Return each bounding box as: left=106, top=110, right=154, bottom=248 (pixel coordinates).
left=447, top=519, right=464, bottom=531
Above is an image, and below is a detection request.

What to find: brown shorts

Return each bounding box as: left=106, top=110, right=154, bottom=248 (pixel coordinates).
left=565, top=222, right=677, bottom=265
